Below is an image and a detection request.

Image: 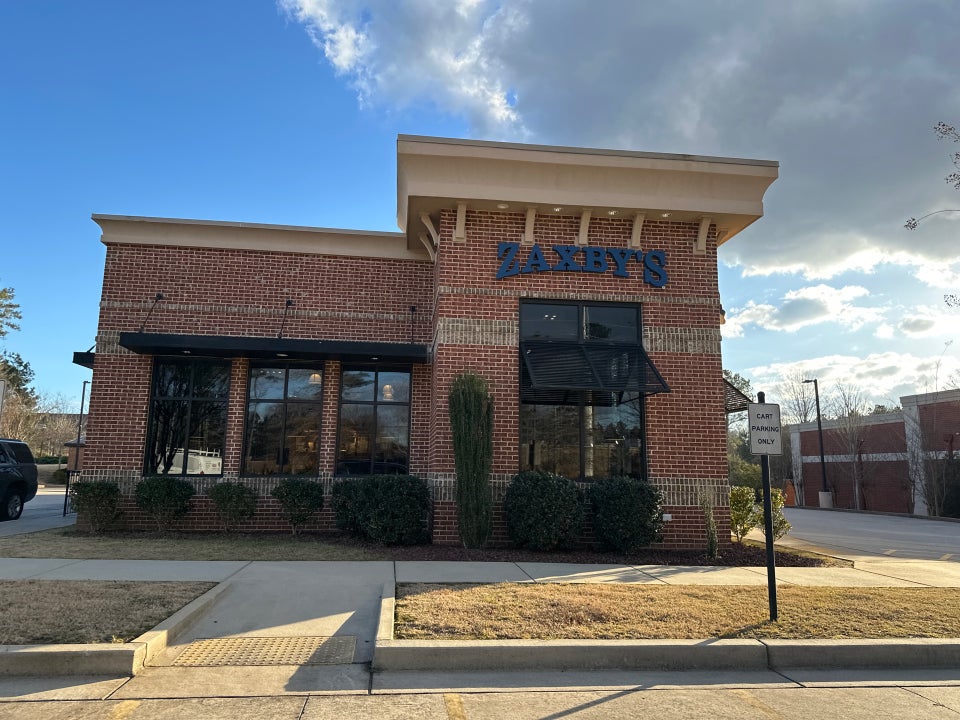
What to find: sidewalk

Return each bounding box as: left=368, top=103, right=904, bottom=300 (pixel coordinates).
left=1, top=557, right=959, bottom=700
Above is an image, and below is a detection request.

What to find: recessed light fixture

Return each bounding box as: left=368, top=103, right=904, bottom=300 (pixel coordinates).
left=553, top=207, right=563, bottom=212
left=182, top=350, right=191, bottom=355
left=277, top=353, right=288, bottom=358
left=496, top=203, right=510, bottom=209
left=607, top=210, right=618, bottom=216
left=661, top=212, right=672, bottom=218
left=371, top=356, right=379, bottom=361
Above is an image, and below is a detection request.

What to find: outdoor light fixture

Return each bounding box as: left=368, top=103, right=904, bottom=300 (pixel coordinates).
left=308, top=372, right=322, bottom=385
left=382, top=384, right=394, bottom=401
left=497, top=203, right=510, bottom=209
left=138, top=292, right=165, bottom=332
left=277, top=299, right=294, bottom=339
left=803, top=377, right=831, bottom=508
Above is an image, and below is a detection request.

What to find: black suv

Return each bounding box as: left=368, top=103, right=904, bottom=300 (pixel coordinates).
left=0, top=439, right=38, bottom=520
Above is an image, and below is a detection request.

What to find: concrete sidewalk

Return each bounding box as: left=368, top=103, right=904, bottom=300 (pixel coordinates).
left=1, top=556, right=959, bottom=700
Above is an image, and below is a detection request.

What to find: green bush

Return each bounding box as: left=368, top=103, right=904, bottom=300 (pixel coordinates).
left=70, top=481, right=122, bottom=534
left=356, top=475, right=431, bottom=545
left=135, top=476, right=194, bottom=531
left=208, top=482, right=257, bottom=532
left=730, top=485, right=762, bottom=542
left=37, top=455, right=69, bottom=465
left=448, top=372, right=494, bottom=548
left=51, top=468, right=69, bottom=483
left=505, top=471, right=584, bottom=551
left=271, top=478, right=324, bottom=535
left=588, top=477, right=663, bottom=553
left=760, top=488, right=792, bottom=540
left=331, top=479, right=363, bottom=533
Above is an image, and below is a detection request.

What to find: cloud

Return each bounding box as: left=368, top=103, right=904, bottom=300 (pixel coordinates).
left=895, top=305, right=957, bottom=338
left=748, top=350, right=960, bottom=406
left=282, top=1, right=960, bottom=283
left=723, top=285, right=882, bottom=338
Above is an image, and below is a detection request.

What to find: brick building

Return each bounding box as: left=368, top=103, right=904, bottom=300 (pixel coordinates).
left=791, top=389, right=960, bottom=515
left=73, top=136, right=778, bottom=547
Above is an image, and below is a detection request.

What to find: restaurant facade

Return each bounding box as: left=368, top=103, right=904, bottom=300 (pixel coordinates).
left=74, top=136, right=778, bottom=547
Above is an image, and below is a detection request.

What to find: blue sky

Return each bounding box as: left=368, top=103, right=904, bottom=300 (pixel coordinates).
left=2, top=1, right=959, bottom=417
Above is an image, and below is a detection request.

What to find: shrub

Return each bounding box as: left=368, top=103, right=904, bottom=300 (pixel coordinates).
left=51, top=468, right=69, bottom=483
left=730, top=486, right=762, bottom=542
left=448, top=372, right=493, bottom=548
left=588, top=477, right=664, bottom=553
left=760, top=488, right=792, bottom=540
left=271, top=478, right=324, bottom=535
left=356, top=475, right=431, bottom=545
left=208, top=482, right=257, bottom=532
left=505, top=471, right=584, bottom=551
left=331, top=479, right=363, bottom=533
left=135, top=476, right=195, bottom=531
left=70, top=481, right=121, bottom=534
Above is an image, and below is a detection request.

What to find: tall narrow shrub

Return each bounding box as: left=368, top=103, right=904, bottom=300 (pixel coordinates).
left=448, top=372, right=494, bottom=548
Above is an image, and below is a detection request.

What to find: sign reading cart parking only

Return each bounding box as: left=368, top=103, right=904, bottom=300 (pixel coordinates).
left=748, top=402, right=782, bottom=455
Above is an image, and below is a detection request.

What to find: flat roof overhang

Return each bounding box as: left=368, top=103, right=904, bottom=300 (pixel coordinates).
left=117, top=332, right=431, bottom=363
left=397, top=135, right=779, bottom=251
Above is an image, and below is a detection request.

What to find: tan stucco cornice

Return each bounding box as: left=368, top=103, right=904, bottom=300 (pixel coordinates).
left=92, top=215, right=430, bottom=261
left=397, top=135, right=779, bottom=249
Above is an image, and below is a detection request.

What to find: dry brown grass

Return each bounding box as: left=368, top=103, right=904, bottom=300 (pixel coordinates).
left=395, top=583, right=960, bottom=640
left=0, top=581, right=214, bottom=645
left=0, top=528, right=386, bottom=561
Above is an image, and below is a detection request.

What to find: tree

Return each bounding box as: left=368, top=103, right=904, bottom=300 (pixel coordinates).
left=828, top=381, right=872, bottom=510
left=448, top=372, right=494, bottom=548
left=777, top=369, right=815, bottom=424
left=0, top=351, right=38, bottom=408
left=0, top=282, right=21, bottom=339
left=905, top=121, right=960, bottom=231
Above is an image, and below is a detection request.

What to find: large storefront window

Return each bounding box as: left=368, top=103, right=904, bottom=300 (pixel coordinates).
left=337, top=367, right=411, bottom=475
left=519, top=302, right=661, bottom=481
left=146, top=358, right=229, bottom=475
left=243, top=366, right=324, bottom=475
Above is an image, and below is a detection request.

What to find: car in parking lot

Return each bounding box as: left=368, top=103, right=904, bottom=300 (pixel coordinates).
left=0, top=439, right=38, bottom=520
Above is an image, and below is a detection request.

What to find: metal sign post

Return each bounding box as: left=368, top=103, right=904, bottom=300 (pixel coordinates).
left=749, top=392, right=782, bottom=622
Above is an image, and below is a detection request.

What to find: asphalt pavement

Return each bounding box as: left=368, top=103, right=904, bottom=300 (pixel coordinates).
left=0, top=486, right=75, bottom=537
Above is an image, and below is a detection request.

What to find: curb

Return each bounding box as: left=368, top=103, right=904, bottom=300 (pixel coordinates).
left=0, top=580, right=232, bottom=676
left=372, top=589, right=960, bottom=672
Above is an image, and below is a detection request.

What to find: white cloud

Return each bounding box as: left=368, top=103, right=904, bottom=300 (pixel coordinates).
left=895, top=304, right=957, bottom=338
left=723, top=285, right=883, bottom=338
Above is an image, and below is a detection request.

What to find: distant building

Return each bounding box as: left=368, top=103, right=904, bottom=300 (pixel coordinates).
left=791, top=389, right=960, bottom=515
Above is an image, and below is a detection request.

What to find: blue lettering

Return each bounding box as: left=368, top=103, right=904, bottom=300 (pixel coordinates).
left=521, top=244, right=552, bottom=274
left=643, top=249, right=668, bottom=288
left=606, top=248, right=635, bottom=278
left=496, top=242, right=521, bottom=279
left=583, top=247, right=608, bottom=273
left=551, top=245, right=583, bottom=272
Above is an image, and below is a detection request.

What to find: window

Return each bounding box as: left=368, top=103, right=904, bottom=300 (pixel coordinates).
left=243, top=366, right=324, bottom=475
left=337, top=367, right=411, bottom=475
left=145, top=358, right=229, bottom=475
left=519, top=301, right=665, bottom=481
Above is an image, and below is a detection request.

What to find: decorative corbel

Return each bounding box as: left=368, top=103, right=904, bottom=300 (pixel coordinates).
left=630, top=212, right=646, bottom=248
left=523, top=207, right=537, bottom=245
left=578, top=209, right=592, bottom=246
left=454, top=203, right=466, bottom=243
left=695, top=216, right=712, bottom=255
left=419, top=233, right=436, bottom=262
left=419, top=212, right=439, bottom=247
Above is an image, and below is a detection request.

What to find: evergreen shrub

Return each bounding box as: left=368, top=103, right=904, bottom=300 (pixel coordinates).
left=504, top=471, right=584, bottom=551
left=271, top=478, right=324, bottom=535
left=135, top=476, right=195, bottom=531
left=70, top=481, right=121, bottom=534
left=208, top=482, right=257, bottom=532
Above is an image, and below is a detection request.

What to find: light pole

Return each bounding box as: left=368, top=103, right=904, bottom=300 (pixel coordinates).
left=803, top=378, right=831, bottom=508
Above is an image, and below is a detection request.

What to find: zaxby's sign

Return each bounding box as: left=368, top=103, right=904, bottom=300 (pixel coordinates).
left=496, top=242, right=668, bottom=287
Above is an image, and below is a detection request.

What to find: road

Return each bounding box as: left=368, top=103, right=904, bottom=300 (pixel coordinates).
left=775, top=508, right=960, bottom=562
left=0, top=485, right=75, bottom=537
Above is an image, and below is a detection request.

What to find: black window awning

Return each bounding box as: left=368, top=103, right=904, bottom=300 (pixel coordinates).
left=520, top=341, right=670, bottom=397
left=724, top=378, right=752, bottom=414
left=117, top=332, right=431, bottom=364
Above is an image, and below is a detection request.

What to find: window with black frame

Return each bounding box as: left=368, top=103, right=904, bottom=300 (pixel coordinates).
left=243, top=365, right=324, bottom=475
left=145, top=358, right=230, bottom=476
left=519, top=302, right=663, bottom=481
left=337, top=367, right=411, bottom=475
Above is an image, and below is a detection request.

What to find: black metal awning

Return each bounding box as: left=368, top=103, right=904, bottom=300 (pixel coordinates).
left=117, top=332, right=431, bottom=363
left=72, top=351, right=95, bottom=369
left=520, top=341, right=670, bottom=397
left=724, top=378, right=752, bottom=414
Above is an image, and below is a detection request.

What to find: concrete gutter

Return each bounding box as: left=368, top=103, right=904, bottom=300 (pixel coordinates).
left=372, top=589, right=960, bottom=672
left=0, top=580, right=232, bottom=676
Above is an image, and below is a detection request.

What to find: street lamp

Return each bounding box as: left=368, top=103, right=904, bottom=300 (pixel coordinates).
left=802, top=378, right=831, bottom=509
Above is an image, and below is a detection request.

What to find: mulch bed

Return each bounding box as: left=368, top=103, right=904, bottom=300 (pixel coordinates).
left=374, top=541, right=835, bottom=567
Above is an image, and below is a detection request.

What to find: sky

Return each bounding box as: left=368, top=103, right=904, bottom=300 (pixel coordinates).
left=1, top=0, right=959, bottom=416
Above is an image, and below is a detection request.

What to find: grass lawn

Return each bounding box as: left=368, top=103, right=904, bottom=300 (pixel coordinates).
left=395, top=583, right=960, bottom=640
left=0, top=527, right=388, bottom=561
left=0, top=581, right=214, bottom=644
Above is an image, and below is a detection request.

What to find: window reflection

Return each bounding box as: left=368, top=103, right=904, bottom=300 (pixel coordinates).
left=337, top=367, right=411, bottom=475
left=242, top=365, right=323, bottom=475
left=146, top=359, right=229, bottom=476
